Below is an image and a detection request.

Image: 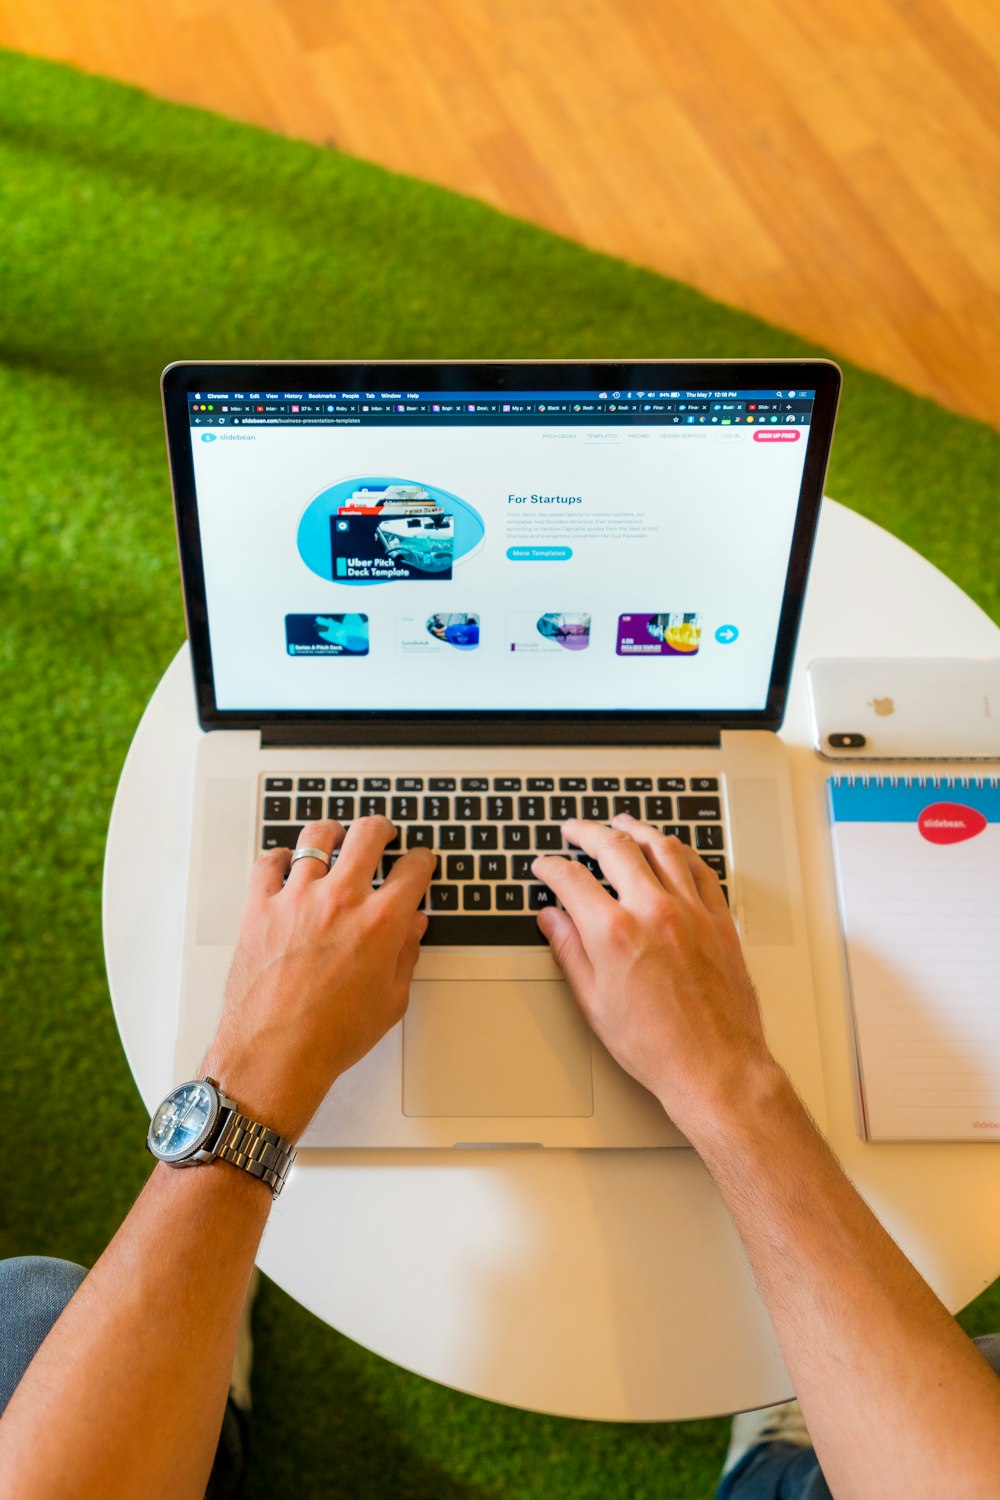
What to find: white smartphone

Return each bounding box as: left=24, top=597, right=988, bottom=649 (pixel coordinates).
left=807, top=657, right=1000, bottom=760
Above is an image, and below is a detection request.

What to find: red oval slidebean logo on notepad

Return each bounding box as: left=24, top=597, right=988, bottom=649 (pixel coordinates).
left=753, top=429, right=801, bottom=442
left=917, top=802, right=987, bottom=844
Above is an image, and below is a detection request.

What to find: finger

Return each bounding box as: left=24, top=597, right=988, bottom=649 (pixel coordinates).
left=286, top=820, right=343, bottom=886
left=379, top=845, right=437, bottom=912
left=536, top=904, right=594, bottom=996
left=676, top=838, right=732, bottom=916
left=532, top=852, right=615, bottom=937
left=609, top=814, right=700, bottom=902
left=248, top=845, right=292, bottom=900
left=558, top=818, right=661, bottom=902
left=391, top=909, right=428, bottom=1002
left=327, top=815, right=397, bottom=892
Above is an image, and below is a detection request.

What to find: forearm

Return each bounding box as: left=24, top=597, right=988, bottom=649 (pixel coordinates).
left=684, top=1065, right=1000, bottom=1500
left=0, top=1162, right=270, bottom=1500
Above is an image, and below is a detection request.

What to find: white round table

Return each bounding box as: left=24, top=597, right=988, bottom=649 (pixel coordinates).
left=103, top=499, right=1000, bottom=1421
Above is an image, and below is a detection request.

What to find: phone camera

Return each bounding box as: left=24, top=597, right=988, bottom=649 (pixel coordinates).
left=829, top=732, right=867, bottom=749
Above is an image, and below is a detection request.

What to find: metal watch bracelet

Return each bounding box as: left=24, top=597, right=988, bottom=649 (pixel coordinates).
left=214, top=1109, right=297, bottom=1198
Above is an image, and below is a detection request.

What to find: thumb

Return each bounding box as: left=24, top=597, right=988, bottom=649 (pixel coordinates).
left=536, top=906, right=594, bottom=998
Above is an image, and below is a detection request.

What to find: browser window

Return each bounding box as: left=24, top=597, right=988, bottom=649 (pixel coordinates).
left=186, top=388, right=816, bottom=713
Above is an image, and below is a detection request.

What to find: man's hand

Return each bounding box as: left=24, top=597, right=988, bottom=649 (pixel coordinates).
left=201, top=816, right=435, bottom=1142
left=533, top=813, right=781, bottom=1136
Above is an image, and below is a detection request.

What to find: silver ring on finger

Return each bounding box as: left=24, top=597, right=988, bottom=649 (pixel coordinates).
left=289, top=846, right=332, bottom=870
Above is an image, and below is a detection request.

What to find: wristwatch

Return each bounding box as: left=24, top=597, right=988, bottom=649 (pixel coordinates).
left=147, top=1076, right=296, bottom=1197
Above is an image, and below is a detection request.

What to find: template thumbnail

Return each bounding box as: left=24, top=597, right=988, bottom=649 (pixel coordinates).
left=507, top=612, right=591, bottom=654
left=286, top=613, right=370, bottom=656
left=396, top=613, right=480, bottom=655
left=297, top=474, right=483, bottom=583
left=616, top=612, right=702, bottom=656
left=331, top=511, right=453, bottom=582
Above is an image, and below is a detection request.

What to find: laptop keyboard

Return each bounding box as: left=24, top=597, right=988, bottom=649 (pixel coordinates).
left=258, top=772, right=728, bottom=945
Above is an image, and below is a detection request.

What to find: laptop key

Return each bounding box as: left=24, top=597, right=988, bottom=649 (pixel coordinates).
left=575, top=854, right=602, bottom=876
left=528, top=884, right=557, bottom=909
left=471, top=825, right=499, bottom=850
left=461, top=777, right=489, bottom=792
left=395, top=776, right=424, bottom=791
left=487, top=795, right=513, bottom=820
left=658, top=777, right=686, bottom=791
left=392, top=795, right=419, bottom=821
left=518, top=795, right=546, bottom=820
left=407, top=825, right=435, bottom=849
left=493, top=777, right=522, bottom=791
left=702, top=854, right=727, bottom=878
left=662, top=824, right=692, bottom=845
left=645, top=795, right=673, bottom=821
left=423, top=795, right=450, bottom=821
left=429, top=776, right=456, bottom=791
left=527, top=777, right=554, bottom=791
left=503, top=826, right=532, bottom=851
left=550, top=795, right=577, bottom=820
left=463, top=884, right=492, bottom=910
left=582, top=795, right=609, bottom=820
left=296, top=796, right=323, bottom=821
left=262, top=824, right=302, bottom=849
left=329, top=776, right=358, bottom=792
left=438, top=825, right=467, bottom=850
left=328, top=795, right=356, bottom=821
left=535, top=825, right=563, bottom=850
left=625, top=777, right=653, bottom=791
left=678, top=795, right=721, bottom=820
left=430, top=884, right=459, bottom=911
left=613, top=795, right=642, bottom=817
left=559, top=777, right=587, bottom=791
left=591, top=777, right=620, bottom=791
left=691, top=777, right=719, bottom=792
left=479, top=854, right=507, bottom=880
left=298, top=777, right=326, bottom=792
left=496, top=884, right=526, bottom=910
left=359, top=795, right=387, bottom=817
left=695, top=824, right=724, bottom=851
left=719, top=884, right=729, bottom=905
left=421, top=915, right=547, bottom=946
left=446, top=854, right=474, bottom=880
left=512, top=854, right=535, bottom=881
left=363, top=777, right=391, bottom=792
left=264, top=777, right=292, bottom=793
left=263, top=796, right=291, bottom=820
left=455, top=795, right=482, bottom=820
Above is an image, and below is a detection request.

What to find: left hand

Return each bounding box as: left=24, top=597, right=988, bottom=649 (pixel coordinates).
left=200, top=816, right=435, bottom=1141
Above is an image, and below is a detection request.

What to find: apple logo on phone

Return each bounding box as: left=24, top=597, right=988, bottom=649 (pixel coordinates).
left=868, top=697, right=895, bottom=716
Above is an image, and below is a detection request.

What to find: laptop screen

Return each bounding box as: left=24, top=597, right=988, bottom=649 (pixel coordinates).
left=164, top=361, right=840, bottom=731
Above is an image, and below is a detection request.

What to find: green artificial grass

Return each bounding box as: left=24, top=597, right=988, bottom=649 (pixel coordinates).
left=0, top=45, right=998, bottom=1499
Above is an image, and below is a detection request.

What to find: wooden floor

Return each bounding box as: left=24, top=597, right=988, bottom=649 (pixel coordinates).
left=2, top=0, right=998, bottom=427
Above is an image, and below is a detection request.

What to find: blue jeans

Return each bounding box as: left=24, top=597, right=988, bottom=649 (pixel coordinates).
left=0, top=1256, right=246, bottom=1499
left=716, top=1333, right=1000, bottom=1499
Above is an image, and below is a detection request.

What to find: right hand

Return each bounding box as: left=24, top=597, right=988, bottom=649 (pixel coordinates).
left=533, top=814, right=782, bottom=1137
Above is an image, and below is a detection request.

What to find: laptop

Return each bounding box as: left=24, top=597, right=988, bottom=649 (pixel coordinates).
left=163, top=359, right=840, bottom=1148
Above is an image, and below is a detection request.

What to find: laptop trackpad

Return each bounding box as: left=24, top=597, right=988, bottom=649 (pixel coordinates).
left=402, top=980, right=594, bottom=1118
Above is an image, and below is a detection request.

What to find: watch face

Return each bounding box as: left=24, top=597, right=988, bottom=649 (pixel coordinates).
left=149, top=1080, right=217, bottom=1161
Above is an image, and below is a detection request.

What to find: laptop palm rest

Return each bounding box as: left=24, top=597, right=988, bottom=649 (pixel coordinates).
left=402, top=981, right=594, bottom=1118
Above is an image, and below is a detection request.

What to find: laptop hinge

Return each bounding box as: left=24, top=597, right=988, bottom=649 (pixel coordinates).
left=259, top=722, right=723, bottom=749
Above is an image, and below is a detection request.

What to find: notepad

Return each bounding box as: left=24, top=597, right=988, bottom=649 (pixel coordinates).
left=828, top=776, right=1000, bottom=1142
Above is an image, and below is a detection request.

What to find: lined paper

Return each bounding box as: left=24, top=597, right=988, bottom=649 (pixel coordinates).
left=828, top=777, right=1000, bottom=1142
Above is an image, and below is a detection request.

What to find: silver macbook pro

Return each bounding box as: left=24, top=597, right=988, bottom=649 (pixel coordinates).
left=163, top=359, right=840, bottom=1147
